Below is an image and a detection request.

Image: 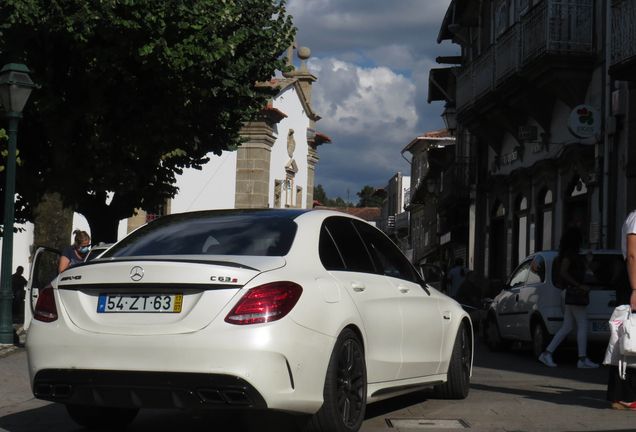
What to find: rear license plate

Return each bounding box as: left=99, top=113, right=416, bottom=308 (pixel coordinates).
left=592, top=321, right=609, bottom=332
left=97, top=294, right=183, bottom=313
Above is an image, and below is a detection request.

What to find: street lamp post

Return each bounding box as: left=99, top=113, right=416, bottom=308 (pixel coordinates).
left=0, top=64, right=35, bottom=344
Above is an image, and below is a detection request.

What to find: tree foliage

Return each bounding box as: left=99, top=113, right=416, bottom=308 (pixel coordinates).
left=313, top=184, right=357, bottom=208
left=0, top=0, right=296, bottom=242
left=356, top=185, right=383, bottom=208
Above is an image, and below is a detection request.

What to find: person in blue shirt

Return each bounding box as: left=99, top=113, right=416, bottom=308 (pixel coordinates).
left=446, top=258, right=469, bottom=298
left=59, top=229, right=91, bottom=273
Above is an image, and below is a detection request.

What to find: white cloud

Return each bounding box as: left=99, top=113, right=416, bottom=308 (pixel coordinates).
left=280, top=0, right=455, bottom=200
left=308, top=57, right=417, bottom=144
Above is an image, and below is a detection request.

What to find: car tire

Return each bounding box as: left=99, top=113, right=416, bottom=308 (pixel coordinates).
left=65, top=404, right=139, bottom=430
left=484, top=314, right=512, bottom=352
left=434, top=324, right=471, bottom=399
left=532, top=321, right=550, bottom=359
left=304, top=328, right=367, bottom=432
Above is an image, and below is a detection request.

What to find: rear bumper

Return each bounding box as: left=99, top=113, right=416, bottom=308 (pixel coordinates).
left=26, top=316, right=334, bottom=414
left=33, top=369, right=267, bottom=410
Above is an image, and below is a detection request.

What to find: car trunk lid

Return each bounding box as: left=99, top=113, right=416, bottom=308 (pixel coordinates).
left=54, top=257, right=285, bottom=335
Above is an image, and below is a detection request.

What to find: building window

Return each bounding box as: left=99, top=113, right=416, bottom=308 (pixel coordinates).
left=285, top=176, right=294, bottom=207
left=146, top=204, right=165, bottom=223
left=515, top=196, right=528, bottom=265
left=274, top=180, right=282, bottom=208
left=495, top=0, right=508, bottom=36
left=538, top=189, right=553, bottom=251
left=296, top=186, right=303, bottom=209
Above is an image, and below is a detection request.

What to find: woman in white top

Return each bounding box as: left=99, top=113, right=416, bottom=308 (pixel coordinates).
left=607, top=210, right=636, bottom=409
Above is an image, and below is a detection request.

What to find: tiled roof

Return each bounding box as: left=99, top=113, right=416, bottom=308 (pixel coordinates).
left=315, top=133, right=332, bottom=143
left=262, top=105, right=288, bottom=118
left=402, top=129, right=455, bottom=153
left=316, top=207, right=381, bottom=222
left=421, top=128, right=453, bottom=138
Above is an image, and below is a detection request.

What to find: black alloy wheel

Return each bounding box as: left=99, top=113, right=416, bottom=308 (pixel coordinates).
left=434, top=323, right=471, bottom=399
left=304, top=328, right=367, bottom=432
left=532, top=321, right=549, bottom=359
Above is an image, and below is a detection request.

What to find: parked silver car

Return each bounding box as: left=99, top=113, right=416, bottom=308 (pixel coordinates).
left=484, top=249, right=624, bottom=358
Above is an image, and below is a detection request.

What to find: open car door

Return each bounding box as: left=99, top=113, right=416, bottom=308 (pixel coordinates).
left=24, top=246, right=61, bottom=331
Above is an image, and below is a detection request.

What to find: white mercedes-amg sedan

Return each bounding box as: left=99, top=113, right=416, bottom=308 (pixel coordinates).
left=26, top=209, right=472, bottom=432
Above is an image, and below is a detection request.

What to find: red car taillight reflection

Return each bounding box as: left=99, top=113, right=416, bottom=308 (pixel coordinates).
left=34, top=286, right=58, bottom=323
left=225, top=282, right=303, bottom=325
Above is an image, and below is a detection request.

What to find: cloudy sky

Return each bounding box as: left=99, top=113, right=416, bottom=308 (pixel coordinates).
left=284, top=0, right=458, bottom=203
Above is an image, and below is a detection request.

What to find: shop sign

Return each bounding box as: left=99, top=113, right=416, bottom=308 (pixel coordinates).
left=500, top=150, right=518, bottom=165
left=567, top=105, right=601, bottom=139
left=440, top=232, right=451, bottom=245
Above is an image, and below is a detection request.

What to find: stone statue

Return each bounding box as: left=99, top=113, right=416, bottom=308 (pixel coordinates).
left=287, top=129, right=296, bottom=158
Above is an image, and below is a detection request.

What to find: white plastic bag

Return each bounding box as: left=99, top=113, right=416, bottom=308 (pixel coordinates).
left=604, top=305, right=630, bottom=366
left=604, top=305, right=636, bottom=379
left=621, top=310, right=636, bottom=356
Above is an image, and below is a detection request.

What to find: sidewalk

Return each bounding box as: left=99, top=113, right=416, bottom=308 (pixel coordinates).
left=0, top=322, right=26, bottom=358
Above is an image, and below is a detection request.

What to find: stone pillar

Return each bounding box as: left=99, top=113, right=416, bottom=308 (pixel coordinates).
left=235, top=120, right=277, bottom=209
left=306, top=146, right=320, bottom=208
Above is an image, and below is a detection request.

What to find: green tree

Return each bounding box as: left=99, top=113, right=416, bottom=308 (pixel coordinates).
left=313, top=185, right=354, bottom=207
left=0, top=0, right=296, bottom=243
left=313, top=184, right=329, bottom=206
left=356, top=185, right=383, bottom=208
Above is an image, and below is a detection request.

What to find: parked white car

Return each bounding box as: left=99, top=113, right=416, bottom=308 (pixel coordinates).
left=484, top=249, right=624, bottom=358
left=26, top=209, right=472, bottom=432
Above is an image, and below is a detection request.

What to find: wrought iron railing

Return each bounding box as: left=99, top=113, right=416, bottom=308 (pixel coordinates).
left=439, top=158, right=475, bottom=203
left=611, top=0, right=636, bottom=67
left=395, top=212, right=409, bottom=231
left=474, top=45, right=495, bottom=100
left=521, top=0, right=593, bottom=66
left=496, top=23, right=521, bottom=86
left=456, top=64, right=473, bottom=111
left=455, top=0, right=594, bottom=115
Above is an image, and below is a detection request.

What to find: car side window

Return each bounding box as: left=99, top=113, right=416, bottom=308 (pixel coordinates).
left=526, top=255, right=546, bottom=285
left=508, top=259, right=532, bottom=287
left=353, top=220, right=419, bottom=283
left=321, top=217, right=376, bottom=273
left=421, top=264, right=442, bottom=283
left=319, top=224, right=346, bottom=271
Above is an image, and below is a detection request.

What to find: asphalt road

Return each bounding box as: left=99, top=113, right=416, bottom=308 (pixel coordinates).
left=2, top=339, right=636, bottom=432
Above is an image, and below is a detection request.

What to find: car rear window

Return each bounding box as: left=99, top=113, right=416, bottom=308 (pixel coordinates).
left=103, top=210, right=298, bottom=258
left=551, top=252, right=626, bottom=290
left=585, top=254, right=626, bottom=289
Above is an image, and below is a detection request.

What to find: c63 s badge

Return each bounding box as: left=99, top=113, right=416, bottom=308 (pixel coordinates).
left=211, top=276, right=238, bottom=283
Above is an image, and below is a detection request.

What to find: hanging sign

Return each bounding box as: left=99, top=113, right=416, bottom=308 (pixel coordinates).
left=567, top=105, right=601, bottom=139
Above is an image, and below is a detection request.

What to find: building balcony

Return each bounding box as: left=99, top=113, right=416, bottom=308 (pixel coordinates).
left=456, top=0, right=594, bottom=118
left=395, top=212, right=409, bottom=234
left=413, top=224, right=440, bottom=263
left=610, top=0, right=636, bottom=80
left=438, top=157, right=475, bottom=210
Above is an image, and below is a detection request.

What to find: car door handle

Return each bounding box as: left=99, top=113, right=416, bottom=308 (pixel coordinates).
left=351, top=281, right=366, bottom=292
left=443, top=312, right=451, bottom=320
left=397, top=284, right=410, bottom=293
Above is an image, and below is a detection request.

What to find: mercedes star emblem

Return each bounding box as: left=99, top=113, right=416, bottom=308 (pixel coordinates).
left=130, top=266, right=144, bottom=282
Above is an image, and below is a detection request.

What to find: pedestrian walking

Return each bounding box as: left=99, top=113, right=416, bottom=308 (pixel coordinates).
left=538, top=226, right=599, bottom=369
left=607, top=209, right=636, bottom=409
left=446, top=258, right=469, bottom=298
left=59, top=229, right=91, bottom=273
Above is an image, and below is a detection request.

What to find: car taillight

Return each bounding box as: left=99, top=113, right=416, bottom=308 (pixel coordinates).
left=225, top=282, right=303, bottom=325
left=34, top=286, right=58, bottom=323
